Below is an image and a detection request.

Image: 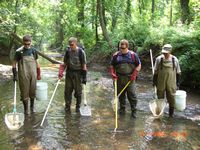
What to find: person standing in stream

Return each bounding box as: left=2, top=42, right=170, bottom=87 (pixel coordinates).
left=58, top=37, right=87, bottom=113
left=153, top=44, right=181, bottom=117
left=110, top=39, right=141, bottom=118
left=12, top=35, right=41, bottom=115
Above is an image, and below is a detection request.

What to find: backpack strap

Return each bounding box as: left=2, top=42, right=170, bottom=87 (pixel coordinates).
left=64, top=47, right=84, bottom=65
left=172, top=56, right=175, bottom=70
left=78, top=47, right=84, bottom=65
left=130, top=51, right=140, bottom=66
left=160, top=57, right=163, bottom=70
left=160, top=57, right=175, bottom=70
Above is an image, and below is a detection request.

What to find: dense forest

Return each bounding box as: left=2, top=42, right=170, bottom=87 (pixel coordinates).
left=0, top=0, right=199, bottom=88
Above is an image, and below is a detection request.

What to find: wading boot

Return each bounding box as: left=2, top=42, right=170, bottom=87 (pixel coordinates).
left=169, top=107, right=174, bottom=118
left=23, top=100, right=29, bottom=115
left=130, top=100, right=137, bottom=119
left=65, top=105, right=71, bottom=112
left=76, top=106, right=80, bottom=113
left=131, top=110, right=137, bottom=119
left=30, top=98, right=36, bottom=113
left=76, top=97, right=81, bottom=113
left=119, top=107, right=125, bottom=115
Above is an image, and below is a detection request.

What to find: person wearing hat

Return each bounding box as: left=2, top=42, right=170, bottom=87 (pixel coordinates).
left=12, top=35, right=41, bottom=115
left=153, top=44, right=181, bottom=117
left=110, top=39, right=141, bottom=118
left=58, top=37, right=87, bottom=113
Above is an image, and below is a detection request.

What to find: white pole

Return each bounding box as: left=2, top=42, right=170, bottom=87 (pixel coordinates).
left=40, top=79, right=60, bottom=126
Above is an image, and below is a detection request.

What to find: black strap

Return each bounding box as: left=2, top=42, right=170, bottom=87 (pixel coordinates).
left=161, top=57, right=163, bottom=70
left=172, top=57, right=175, bottom=70
left=160, top=57, right=175, bottom=70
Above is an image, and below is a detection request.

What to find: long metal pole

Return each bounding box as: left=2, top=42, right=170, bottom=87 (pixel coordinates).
left=114, top=80, right=118, bottom=132
left=40, top=79, right=60, bottom=126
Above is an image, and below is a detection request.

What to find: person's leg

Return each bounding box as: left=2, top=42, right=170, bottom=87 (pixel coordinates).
left=74, top=72, right=82, bottom=113
left=166, top=88, right=176, bottom=117
left=30, top=74, right=37, bottom=113
left=19, top=77, right=30, bottom=115
left=64, top=72, right=74, bottom=112
left=127, top=81, right=137, bottom=118
left=117, top=79, right=126, bottom=115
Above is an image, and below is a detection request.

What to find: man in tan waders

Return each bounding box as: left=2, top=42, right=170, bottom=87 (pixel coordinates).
left=153, top=44, right=181, bottom=117
left=58, top=37, right=87, bottom=113
left=110, top=39, right=141, bottom=118
left=12, top=35, right=41, bottom=115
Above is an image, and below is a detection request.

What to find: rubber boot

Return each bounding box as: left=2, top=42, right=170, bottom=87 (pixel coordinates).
left=130, top=100, right=137, bottom=119
left=131, top=110, right=137, bottom=118
left=169, top=107, right=174, bottom=118
left=23, top=100, right=29, bottom=115
left=65, top=93, right=72, bottom=112
left=119, top=106, right=125, bottom=115
left=76, top=97, right=81, bottom=113
left=30, top=98, right=35, bottom=113
left=65, top=104, right=71, bottom=112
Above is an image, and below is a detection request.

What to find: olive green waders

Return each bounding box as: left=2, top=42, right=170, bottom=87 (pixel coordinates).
left=156, top=60, right=176, bottom=117
left=64, top=71, right=82, bottom=112
left=18, top=56, right=37, bottom=114
left=117, top=75, right=137, bottom=118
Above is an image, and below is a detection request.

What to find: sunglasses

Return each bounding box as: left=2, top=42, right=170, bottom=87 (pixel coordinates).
left=69, top=43, right=74, bottom=47
left=24, top=43, right=31, bottom=46
left=121, top=43, right=126, bottom=45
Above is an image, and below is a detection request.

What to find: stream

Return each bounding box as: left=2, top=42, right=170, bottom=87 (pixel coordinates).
left=0, top=57, right=200, bottom=150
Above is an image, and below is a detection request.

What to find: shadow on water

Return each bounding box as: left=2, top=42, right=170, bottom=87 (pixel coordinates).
left=0, top=58, right=200, bottom=149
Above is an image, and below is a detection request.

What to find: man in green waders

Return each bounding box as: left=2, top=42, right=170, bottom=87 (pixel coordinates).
left=153, top=44, right=181, bottom=117
left=110, top=39, right=141, bottom=118
left=58, top=37, right=87, bottom=113
left=12, top=35, right=41, bottom=115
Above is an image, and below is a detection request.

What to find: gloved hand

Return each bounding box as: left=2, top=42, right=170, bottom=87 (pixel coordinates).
left=12, top=68, right=18, bottom=81
left=58, top=64, right=65, bottom=79
left=81, top=70, right=87, bottom=84
left=130, top=70, right=138, bottom=81
left=37, top=67, right=41, bottom=80
left=153, top=74, right=158, bottom=87
left=176, top=73, right=181, bottom=89
left=110, top=67, right=118, bottom=80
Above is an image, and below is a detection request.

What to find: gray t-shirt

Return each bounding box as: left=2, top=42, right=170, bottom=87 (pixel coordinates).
left=64, top=47, right=86, bottom=70
left=154, top=54, right=181, bottom=74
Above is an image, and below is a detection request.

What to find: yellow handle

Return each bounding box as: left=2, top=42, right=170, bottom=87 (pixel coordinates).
left=114, top=80, right=118, bottom=130
left=117, top=81, right=131, bottom=98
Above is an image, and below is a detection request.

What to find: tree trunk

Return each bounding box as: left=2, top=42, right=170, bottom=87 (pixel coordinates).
left=151, top=0, right=155, bottom=21
left=138, top=0, right=144, bottom=15
left=126, top=0, right=131, bottom=18
left=180, top=0, right=190, bottom=24
left=138, top=0, right=142, bottom=15
left=76, top=0, right=85, bottom=39
left=96, top=0, right=99, bottom=43
left=111, top=0, right=118, bottom=32
left=102, top=0, right=107, bottom=26
left=170, top=0, right=173, bottom=26
left=97, top=0, right=113, bottom=49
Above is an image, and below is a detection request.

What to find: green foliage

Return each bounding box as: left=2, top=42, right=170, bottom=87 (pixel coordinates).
left=0, top=0, right=200, bottom=88
left=179, top=48, right=200, bottom=87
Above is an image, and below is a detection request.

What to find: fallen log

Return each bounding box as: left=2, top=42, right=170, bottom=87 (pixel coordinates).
left=10, top=32, right=62, bottom=64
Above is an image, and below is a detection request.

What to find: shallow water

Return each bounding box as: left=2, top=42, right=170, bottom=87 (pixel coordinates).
left=0, top=58, right=200, bottom=150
